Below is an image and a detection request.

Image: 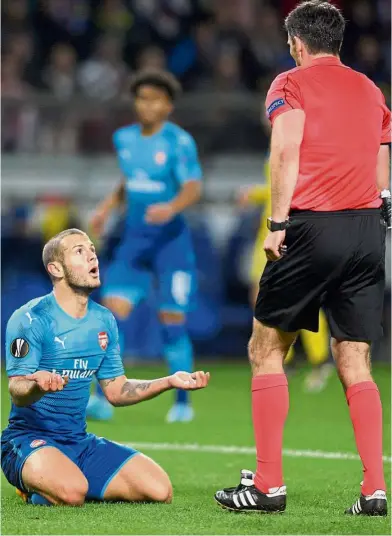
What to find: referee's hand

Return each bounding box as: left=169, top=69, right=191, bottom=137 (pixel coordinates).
left=264, top=230, right=287, bottom=262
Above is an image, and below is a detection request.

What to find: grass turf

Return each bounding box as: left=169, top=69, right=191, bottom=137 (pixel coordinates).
left=1, top=362, right=391, bottom=535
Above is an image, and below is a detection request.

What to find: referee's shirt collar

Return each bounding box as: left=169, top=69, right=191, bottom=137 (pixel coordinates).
left=307, top=55, right=342, bottom=66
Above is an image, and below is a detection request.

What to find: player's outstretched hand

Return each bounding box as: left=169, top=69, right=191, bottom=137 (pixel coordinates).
left=25, top=371, right=69, bottom=392
left=145, top=203, right=175, bottom=224
left=169, top=371, right=210, bottom=391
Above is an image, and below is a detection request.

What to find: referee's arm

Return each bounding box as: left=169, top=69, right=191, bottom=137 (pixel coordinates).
left=377, top=144, right=390, bottom=191
left=270, top=110, right=305, bottom=222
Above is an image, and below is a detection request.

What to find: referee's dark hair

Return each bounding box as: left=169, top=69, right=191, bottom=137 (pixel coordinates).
left=130, top=69, right=182, bottom=101
left=285, top=1, right=345, bottom=56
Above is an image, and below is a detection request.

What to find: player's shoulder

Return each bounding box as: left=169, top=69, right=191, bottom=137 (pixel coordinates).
left=7, top=294, right=52, bottom=331
left=268, top=67, right=302, bottom=92
left=89, top=300, right=117, bottom=330
left=113, top=123, right=139, bottom=143
left=163, top=122, right=196, bottom=147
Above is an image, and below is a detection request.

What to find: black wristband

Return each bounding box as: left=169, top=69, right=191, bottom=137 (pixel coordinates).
left=267, top=218, right=290, bottom=232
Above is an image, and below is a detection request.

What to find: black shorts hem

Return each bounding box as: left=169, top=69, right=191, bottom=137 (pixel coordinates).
left=254, top=315, right=318, bottom=334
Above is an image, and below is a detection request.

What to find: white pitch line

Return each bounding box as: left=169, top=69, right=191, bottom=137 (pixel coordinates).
left=126, top=442, right=392, bottom=463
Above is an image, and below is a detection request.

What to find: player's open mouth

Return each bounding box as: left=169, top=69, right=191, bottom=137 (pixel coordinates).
left=89, top=266, right=99, bottom=277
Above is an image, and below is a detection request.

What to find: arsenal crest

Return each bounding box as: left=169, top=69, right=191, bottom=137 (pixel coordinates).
left=155, top=151, right=167, bottom=165
left=30, top=439, right=46, bottom=448
left=98, top=332, right=108, bottom=350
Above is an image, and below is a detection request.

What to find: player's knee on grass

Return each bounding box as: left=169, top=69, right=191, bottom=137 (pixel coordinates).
left=104, top=454, right=173, bottom=503
left=102, top=297, right=133, bottom=320
left=331, top=338, right=373, bottom=389
left=54, top=479, right=88, bottom=506
left=248, top=319, right=297, bottom=376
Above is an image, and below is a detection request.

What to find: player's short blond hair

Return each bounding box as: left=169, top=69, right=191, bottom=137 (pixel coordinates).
left=42, top=228, right=87, bottom=281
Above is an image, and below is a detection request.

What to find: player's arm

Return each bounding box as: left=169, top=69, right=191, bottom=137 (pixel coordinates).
left=96, top=313, right=209, bottom=406
left=6, top=312, right=67, bottom=407
left=90, top=179, right=126, bottom=236
left=145, top=132, right=203, bottom=224
left=99, top=371, right=209, bottom=407
left=9, top=373, right=67, bottom=407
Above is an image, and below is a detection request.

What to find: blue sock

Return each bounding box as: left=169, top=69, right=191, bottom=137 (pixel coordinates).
left=30, top=493, right=52, bottom=506
left=162, top=323, right=193, bottom=405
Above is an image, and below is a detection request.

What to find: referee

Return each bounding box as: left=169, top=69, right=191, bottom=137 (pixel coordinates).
left=215, top=1, right=391, bottom=516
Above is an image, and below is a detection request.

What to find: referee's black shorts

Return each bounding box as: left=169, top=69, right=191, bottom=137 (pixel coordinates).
left=255, top=209, right=386, bottom=341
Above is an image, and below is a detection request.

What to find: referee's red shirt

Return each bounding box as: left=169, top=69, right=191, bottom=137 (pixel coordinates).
left=265, top=56, right=391, bottom=211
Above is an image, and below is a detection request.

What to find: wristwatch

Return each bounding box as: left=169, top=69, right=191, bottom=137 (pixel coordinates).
left=267, top=218, right=290, bottom=232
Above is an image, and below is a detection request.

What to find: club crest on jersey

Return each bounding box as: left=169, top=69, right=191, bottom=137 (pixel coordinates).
left=98, top=332, right=108, bottom=350
left=10, top=338, right=29, bottom=358
left=155, top=151, right=167, bottom=165
left=30, top=439, right=46, bottom=448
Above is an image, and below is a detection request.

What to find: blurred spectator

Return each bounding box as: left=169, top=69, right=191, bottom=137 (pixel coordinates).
left=354, top=35, right=389, bottom=86
left=0, top=0, right=390, bottom=153
left=137, top=46, right=167, bottom=70
left=250, top=6, right=290, bottom=75
left=343, top=0, right=379, bottom=62
left=1, top=54, right=31, bottom=98
left=95, top=0, right=134, bottom=35
left=42, top=43, right=78, bottom=99
left=214, top=45, right=244, bottom=91
left=2, top=0, right=31, bottom=33
left=78, top=34, right=128, bottom=100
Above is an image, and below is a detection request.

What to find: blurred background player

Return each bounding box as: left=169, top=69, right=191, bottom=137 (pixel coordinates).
left=237, top=160, right=332, bottom=393
left=89, top=69, right=202, bottom=423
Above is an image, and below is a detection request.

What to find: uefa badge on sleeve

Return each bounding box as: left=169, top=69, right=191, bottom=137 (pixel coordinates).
left=98, top=332, right=108, bottom=351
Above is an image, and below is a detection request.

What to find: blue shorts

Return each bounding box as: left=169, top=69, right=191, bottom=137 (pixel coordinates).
left=1, top=432, right=139, bottom=500
left=101, top=224, right=197, bottom=313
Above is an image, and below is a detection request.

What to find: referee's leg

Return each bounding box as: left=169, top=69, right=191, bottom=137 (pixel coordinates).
left=248, top=319, right=297, bottom=493
left=332, top=338, right=386, bottom=496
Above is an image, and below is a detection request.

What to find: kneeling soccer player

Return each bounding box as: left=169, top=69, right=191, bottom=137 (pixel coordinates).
left=1, top=228, right=210, bottom=506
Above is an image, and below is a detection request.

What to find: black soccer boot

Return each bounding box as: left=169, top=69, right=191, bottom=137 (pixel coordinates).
left=214, top=469, right=286, bottom=513
left=345, top=489, right=387, bottom=516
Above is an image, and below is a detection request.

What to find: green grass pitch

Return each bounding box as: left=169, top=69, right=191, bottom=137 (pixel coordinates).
left=1, top=362, right=391, bottom=535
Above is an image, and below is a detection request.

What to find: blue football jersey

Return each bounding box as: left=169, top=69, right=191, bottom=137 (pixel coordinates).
left=113, top=121, right=202, bottom=230
left=3, top=293, right=124, bottom=440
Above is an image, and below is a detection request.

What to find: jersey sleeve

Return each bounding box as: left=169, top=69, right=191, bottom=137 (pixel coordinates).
left=5, top=310, right=44, bottom=376
left=265, top=72, right=303, bottom=125
left=96, top=313, right=125, bottom=380
left=173, top=132, right=202, bottom=184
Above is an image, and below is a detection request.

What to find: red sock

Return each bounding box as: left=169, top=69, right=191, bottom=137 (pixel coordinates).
left=252, top=374, right=289, bottom=493
left=346, top=381, right=386, bottom=495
